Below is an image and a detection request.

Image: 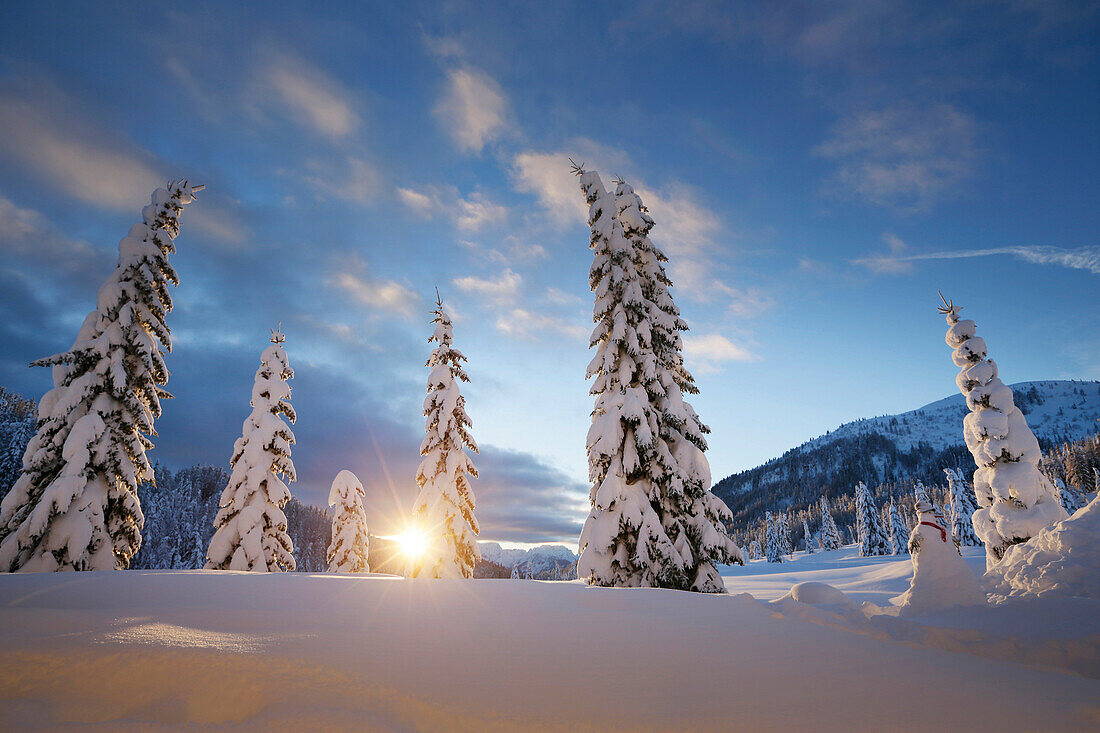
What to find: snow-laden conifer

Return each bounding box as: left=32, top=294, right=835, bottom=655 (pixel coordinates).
left=819, top=496, right=842, bottom=551
left=749, top=539, right=761, bottom=560
left=411, top=296, right=480, bottom=579
left=0, top=182, right=200, bottom=571
left=938, top=295, right=1067, bottom=568
left=764, top=513, right=784, bottom=563
left=327, top=470, right=370, bottom=573
left=888, top=501, right=909, bottom=555
left=1054, top=478, right=1085, bottom=516
left=945, top=467, right=981, bottom=546
left=777, top=512, right=792, bottom=555
left=855, top=481, right=890, bottom=556
left=802, top=517, right=814, bottom=553
left=205, top=328, right=297, bottom=572
left=573, top=164, right=741, bottom=592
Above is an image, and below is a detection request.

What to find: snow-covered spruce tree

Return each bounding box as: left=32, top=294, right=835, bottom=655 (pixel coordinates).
left=205, top=328, right=297, bottom=572
left=749, top=539, right=761, bottom=561
left=777, top=512, right=792, bottom=556
left=573, top=164, right=741, bottom=592
left=855, top=482, right=890, bottom=556
left=764, top=512, right=783, bottom=563
left=802, top=517, right=814, bottom=553
left=411, top=295, right=480, bottom=579
left=819, top=496, right=842, bottom=551
left=1055, top=478, right=1085, bottom=516
left=945, top=467, right=981, bottom=547
left=938, top=294, right=1067, bottom=568
left=888, top=502, right=909, bottom=555
left=0, top=182, right=200, bottom=572
left=327, top=470, right=370, bottom=573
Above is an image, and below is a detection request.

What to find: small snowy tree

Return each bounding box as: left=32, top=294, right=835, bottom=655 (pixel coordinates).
left=749, top=539, right=761, bottom=560
left=777, top=512, right=792, bottom=555
left=855, top=482, right=890, bottom=556
left=205, top=328, right=297, bottom=572
left=945, top=468, right=981, bottom=546
left=327, top=470, right=370, bottom=573
left=573, top=165, right=741, bottom=592
left=819, top=496, right=842, bottom=551
left=764, top=513, right=784, bottom=563
left=888, top=502, right=909, bottom=555
left=802, top=517, right=814, bottom=554
left=938, top=294, right=1067, bottom=568
left=0, top=182, right=200, bottom=571
left=411, top=295, right=480, bottom=579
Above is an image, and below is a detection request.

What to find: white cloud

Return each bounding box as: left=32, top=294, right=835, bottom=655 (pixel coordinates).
left=435, top=67, right=509, bottom=154
left=0, top=86, right=162, bottom=211
left=305, top=157, right=382, bottom=204
left=265, top=54, right=358, bottom=139
left=682, top=333, right=758, bottom=374
left=854, top=242, right=1100, bottom=275
left=495, top=309, right=586, bottom=341
left=0, top=195, right=103, bottom=273
left=397, top=185, right=509, bottom=232
left=511, top=140, right=634, bottom=227
left=331, top=255, right=419, bottom=317
left=814, top=103, right=977, bottom=211
left=453, top=269, right=522, bottom=304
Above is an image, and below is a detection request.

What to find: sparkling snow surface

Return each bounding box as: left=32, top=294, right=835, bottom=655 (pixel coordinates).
left=0, top=547, right=1096, bottom=731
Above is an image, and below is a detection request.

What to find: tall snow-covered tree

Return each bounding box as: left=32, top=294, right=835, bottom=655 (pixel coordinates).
left=205, top=328, right=297, bottom=572
left=764, top=512, right=784, bottom=563
left=819, top=496, right=842, bottom=551
left=573, top=165, right=741, bottom=592
left=888, top=502, right=909, bottom=555
left=777, top=512, right=792, bottom=555
left=802, top=517, right=815, bottom=554
left=411, top=296, right=480, bottom=579
left=938, top=295, right=1067, bottom=568
left=855, top=481, right=890, bottom=556
left=0, top=182, right=200, bottom=571
left=945, top=467, right=981, bottom=546
left=327, top=470, right=370, bottom=573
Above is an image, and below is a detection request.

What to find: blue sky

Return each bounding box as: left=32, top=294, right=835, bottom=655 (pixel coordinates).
left=0, top=1, right=1096, bottom=545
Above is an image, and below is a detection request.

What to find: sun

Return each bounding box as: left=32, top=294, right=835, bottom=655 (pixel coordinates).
left=395, top=528, right=429, bottom=560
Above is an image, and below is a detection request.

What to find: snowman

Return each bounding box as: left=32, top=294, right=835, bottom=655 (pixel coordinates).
left=890, top=497, right=985, bottom=616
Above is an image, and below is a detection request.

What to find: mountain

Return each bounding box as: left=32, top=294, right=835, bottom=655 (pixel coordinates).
left=479, top=542, right=578, bottom=580
left=713, top=380, right=1100, bottom=534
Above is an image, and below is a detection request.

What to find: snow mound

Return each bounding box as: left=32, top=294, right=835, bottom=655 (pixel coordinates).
left=780, top=581, right=852, bottom=606
left=986, top=494, right=1100, bottom=601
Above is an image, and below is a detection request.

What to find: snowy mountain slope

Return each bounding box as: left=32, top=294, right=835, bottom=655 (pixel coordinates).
left=802, top=380, right=1100, bottom=455
left=479, top=542, right=577, bottom=579
left=713, top=380, right=1100, bottom=531
left=0, top=568, right=1095, bottom=730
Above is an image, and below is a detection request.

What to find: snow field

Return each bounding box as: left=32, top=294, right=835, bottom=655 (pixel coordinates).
left=1, top=549, right=1097, bottom=731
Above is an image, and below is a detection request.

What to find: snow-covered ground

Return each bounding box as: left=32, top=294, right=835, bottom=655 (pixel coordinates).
left=1, top=548, right=1096, bottom=731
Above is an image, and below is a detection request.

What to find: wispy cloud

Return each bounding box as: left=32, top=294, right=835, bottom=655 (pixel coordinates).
left=0, top=195, right=105, bottom=275
left=682, top=333, right=759, bottom=375
left=435, top=66, right=509, bottom=154
left=495, top=309, right=586, bottom=341
left=814, top=103, right=977, bottom=211
left=854, top=241, right=1100, bottom=275
left=263, top=52, right=359, bottom=139
left=453, top=269, right=522, bottom=304
left=330, top=254, right=420, bottom=317
left=510, top=139, right=633, bottom=227
left=397, top=185, right=508, bottom=231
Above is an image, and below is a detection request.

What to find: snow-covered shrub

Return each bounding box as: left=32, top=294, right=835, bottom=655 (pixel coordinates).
left=205, top=328, right=297, bottom=572
left=327, top=470, right=370, bottom=573
left=411, top=297, right=480, bottom=579
left=938, top=296, right=1067, bottom=568
left=573, top=165, right=741, bottom=592
left=0, top=182, right=200, bottom=571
